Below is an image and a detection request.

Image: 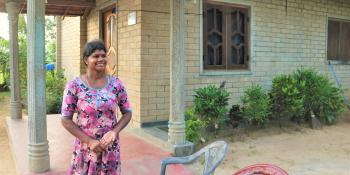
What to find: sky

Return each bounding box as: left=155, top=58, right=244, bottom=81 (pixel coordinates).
left=0, top=13, right=9, bottom=39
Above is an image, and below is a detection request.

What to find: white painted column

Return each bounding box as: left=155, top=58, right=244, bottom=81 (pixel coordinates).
left=27, top=0, right=50, bottom=172
left=6, top=1, right=22, bottom=119
left=169, top=0, right=193, bottom=156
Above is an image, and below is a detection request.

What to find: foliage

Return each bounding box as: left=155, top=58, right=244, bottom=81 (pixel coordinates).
left=0, top=15, right=27, bottom=91
left=0, top=38, right=9, bottom=89
left=241, top=85, right=271, bottom=126
left=4, top=15, right=58, bottom=108
left=185, top=107, right=205, bottom=144
left=270, top=74, right=304, bottom=121
left=46, top=70, right=66, bottom=114
left=45, top=16, right=56, bottom=64
left=317, top=83, right=346, bottom=124
left=193, top=84, right=230, bottom=132
left=227, top=104, right=243, bottom=128
left=294, top=68, right=346, bottom=124
left=1, top=15, right=62, bottom=114
left=18, top=15, right=28, bottom=101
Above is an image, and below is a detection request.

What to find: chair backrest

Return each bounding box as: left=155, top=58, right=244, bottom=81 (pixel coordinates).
left=202, top=140, right=228, bottom=175
left=160, top=141, right=228, bottom=175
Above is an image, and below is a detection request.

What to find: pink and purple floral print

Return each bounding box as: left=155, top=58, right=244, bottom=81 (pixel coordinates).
left=61, top=76, right=131, bottom=175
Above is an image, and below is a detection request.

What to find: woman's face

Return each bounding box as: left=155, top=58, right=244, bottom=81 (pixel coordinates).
left=85, top=49, right=107, bottom=72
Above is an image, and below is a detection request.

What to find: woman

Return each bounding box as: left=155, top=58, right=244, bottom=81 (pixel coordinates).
left=61, top=40, right=132, bottom=175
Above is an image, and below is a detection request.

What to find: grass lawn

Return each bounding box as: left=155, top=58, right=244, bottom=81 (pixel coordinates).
left=0, top=91, right=10, bottom=118
left=0, top=91, right=10, bottom=99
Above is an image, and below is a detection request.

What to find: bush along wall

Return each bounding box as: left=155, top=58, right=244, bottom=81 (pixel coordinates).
left=186, top=68, right=347, bottom=145
left=271, top=68, right=347, bottom=125
left=193, top=83, right=229, bottom=133
left=241, top=85, right=271, bottom=126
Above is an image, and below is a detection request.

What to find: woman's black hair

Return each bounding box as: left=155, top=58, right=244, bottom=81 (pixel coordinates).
left=82, top=40, right=107, bottom=60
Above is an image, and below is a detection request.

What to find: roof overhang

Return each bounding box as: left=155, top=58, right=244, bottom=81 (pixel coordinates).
left=0, top=0, right=95, bottom=17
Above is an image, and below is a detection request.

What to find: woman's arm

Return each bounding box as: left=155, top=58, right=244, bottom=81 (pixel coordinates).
left=61, top=117, right=104, bottom=154
left=100, top=112, right=132, bottom=147
left=113, top=111, right=132, bottom=134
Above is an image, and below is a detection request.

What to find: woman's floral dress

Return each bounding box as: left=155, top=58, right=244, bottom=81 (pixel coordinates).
left=61, top=76, right=131, bottom=175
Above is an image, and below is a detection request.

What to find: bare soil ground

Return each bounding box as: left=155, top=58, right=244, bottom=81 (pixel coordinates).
left=0, top=91, right=16, bottom=175
left=214, top=113, right=350, bottom=175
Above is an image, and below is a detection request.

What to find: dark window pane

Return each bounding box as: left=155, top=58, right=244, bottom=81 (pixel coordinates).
left=208, top=46, right=214, bottom=65
left=340, top=22, right=350, bottom=60
left=216, top=46, right=223, bottom=65
left=232, top=34, right=243, bottom=46
left=216, top=9, right=223, bottom=32
left=209, top=32, right=222, bottom=46
left=328, top=20, right=340, bottom=60
left=239, top=11, right=245, bottom=33
left=231, top=11, right=238, bottom=33
left=231, top=47, right=237, bottom=64
left=239, top=46, right=245, bottom=64
left=207, top=8, right=214, bottom=32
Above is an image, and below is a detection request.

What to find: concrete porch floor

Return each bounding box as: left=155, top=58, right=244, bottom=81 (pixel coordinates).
left=6, top=115, right=192, bottom=175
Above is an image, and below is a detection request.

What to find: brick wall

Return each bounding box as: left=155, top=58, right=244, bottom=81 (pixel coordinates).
left=184, top=0, right=350, bottom=107
left=117, top=0, right=142, bottom=127
left=140, top=0, right=171, bottom=124
left=60, top=17, right=86, bottom=81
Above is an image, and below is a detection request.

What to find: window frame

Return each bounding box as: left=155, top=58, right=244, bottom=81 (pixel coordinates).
left=203, top=0, right=251, bottom=70
left=327, top=18, right=350, bottom=61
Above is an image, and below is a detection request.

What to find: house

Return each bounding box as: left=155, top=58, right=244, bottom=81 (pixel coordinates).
left=57, top=0, right=350, bottom=127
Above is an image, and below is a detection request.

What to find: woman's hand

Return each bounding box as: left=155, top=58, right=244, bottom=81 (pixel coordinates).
left=100, top=131, right=118, bottom=149
left=88, top=139, right=104, bottom=154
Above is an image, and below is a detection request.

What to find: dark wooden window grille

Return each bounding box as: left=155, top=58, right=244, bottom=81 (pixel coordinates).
left=204, top=1, right=250, bottom=70
left=328, top=18, right=350, bottom=61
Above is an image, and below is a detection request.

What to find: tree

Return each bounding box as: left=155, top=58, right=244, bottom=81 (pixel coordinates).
left=45, top=16, right=56, bottom=64
left=0, top=37, right=9, bottom=88
left=18, top=14, right=27, bottom=97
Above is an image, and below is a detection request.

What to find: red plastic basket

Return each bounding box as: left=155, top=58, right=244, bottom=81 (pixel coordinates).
left=233, top=164, right=288, bottom=175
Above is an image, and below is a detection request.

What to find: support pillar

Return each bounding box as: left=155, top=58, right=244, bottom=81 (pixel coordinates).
left=27, top=0, right=50, bottom=172
left=56, top=16, right=62, bottom=74
left=6, top=1, right=22, bottom=119
left=168, top=0, right=194, bottom=156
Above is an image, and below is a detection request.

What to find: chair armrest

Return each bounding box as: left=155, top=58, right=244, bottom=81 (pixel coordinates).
left=162, top=156, right=194, bottom=165
left=160, top=156, right=198, bottom=175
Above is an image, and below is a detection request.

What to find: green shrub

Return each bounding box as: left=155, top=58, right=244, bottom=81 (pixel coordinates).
left=227, top=104, right=243, bottom=128
left=270, top=74, right=304, bottom=121
left=294, top=68, right=321, bottom=121
left=241, top=85, right=271, bottom=126
left=185, top=107, right=205, bottom=144
left=0, top=38, right=10, bottom=89
left=46, top=70, right=66, bottom=114
left=294, top=68, right=346, bottom=124
left=316, top=81, right=346, bottom=124
left=193, top=84, right=230, bottom=131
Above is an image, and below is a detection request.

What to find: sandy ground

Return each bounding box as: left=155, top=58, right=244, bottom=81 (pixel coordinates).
left=215, top=114, right=350, bottom=175
left=0, top=92, right=16, bottom=175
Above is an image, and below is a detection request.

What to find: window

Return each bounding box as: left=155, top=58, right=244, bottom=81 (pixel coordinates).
left=203, top=1, right=250, bottom=70
left=327, top=18, right=350, bottom=61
